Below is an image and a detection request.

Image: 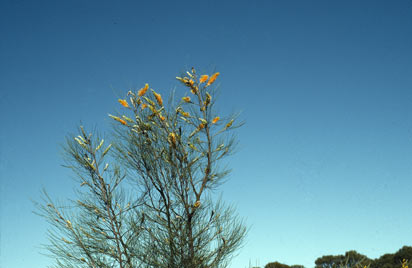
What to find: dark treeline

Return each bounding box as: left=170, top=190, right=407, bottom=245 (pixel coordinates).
left=262, top=245, right=412, bottom=268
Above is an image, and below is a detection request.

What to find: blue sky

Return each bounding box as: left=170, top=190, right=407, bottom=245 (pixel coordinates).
left=1, top=0, right=412, bottom=267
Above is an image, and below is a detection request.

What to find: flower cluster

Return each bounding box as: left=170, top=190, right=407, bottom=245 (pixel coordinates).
left=402, top=259, right=409, bottom=268
left=110, top=69, right=233, bottom=135
left=109, top=68, right=238, bottom=211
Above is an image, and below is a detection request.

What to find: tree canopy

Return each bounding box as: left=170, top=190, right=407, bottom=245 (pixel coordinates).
left=262, top=246, right=412, bottom=268
left=36, top=68, right=247, bottom=268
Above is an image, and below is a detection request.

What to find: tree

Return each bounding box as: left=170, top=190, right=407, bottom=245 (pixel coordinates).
left=370, top=246, right=412, bottom=268
left=36, top=68, right=247, bottom=268
left=315, top=250, right=371, bottom=268
left=342, top=250, right=372, bottom=268
left=264, top=261, right=292, bottom=268
left=315, top=254, right=345, bottom=268
left=264, top=261, right=305, bottom=268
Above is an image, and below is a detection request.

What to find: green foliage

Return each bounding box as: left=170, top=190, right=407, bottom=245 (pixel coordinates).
left=264, top=261, right=304, bottom=268
left=315, top=254, right=343, bottom=268
left=315, top=250, right=371, bottom=268
left=261, top=246, right=412, bottom=268
left=370, top=246, right=412, bottom=268
left=265, top=261, right=292, bottom=268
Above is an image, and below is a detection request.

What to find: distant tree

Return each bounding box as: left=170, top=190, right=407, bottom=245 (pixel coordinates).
left=265, top=261, right=292, bottom=268
left=315, top=250, right=371, bottom=268
left=343, top=250, right=372, bottom=267
left=371, top=246, right=412, bottom=268
left=36, top=68, right=247, bottom=268
left=395, top=247, right=412, bottom=266
left=315, top=254, right=345, bottom=268
left=371, top=253, right=396, bottom=268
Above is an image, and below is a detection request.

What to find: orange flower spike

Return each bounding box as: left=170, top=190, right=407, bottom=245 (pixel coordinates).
left=212, top=116, right=220, bottom=124
left=115, top=118, right=127, bottom=125
left=189, top=79, right=194, bottom=86
left=153, top=91, right=163, bottom=106
left=141, top=103, right=148, bottom=110
left=199, top=75, right=209, bottom=83
left=198, top=123, right=205, bottom=130
left=182, top=96, right=191, bottom=103
left=207, top=72, right=220, bottom=86
left=160, top=115, right=166, bottom=121
left=182, top=112, right=190, bottom=117
left=138, top=83, right=149, bottom=97
left=118, top=99, right=129, bottom=108
left=109, top=114, right=128, bottom=126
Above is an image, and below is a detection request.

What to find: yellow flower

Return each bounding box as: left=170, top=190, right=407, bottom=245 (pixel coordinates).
left=182, top=112, right=190, bottom=117
left=204, top=92, right=212, bottom=106
left=199, top=75, right=209, bottom=83
left=212, top=117, right=220, bottom=124
left=141, top=103, right=148, bottom=110
left=190, top=87, right=198, bottom=94
left=189, top=79, right=194, bottom=86
left=160, top=115, right=166, bottom=121
left=182, top=96, right=191, bottom=103
left=188, top=142, right=198, bottom=151
left=168, top=132, right=177, bottom=145
left=153, top=91, right=163, bottom=106
left=138, top=83, right=149, bottom=96
left=109, top=114, right=128, bottom=125
left=118, top=119, right=127, bottom=125
left=148, top=104, right=156, bottom=114
left=225, top=119, right=234, bottom=129
left=198, top=123, right=205, bottom=130
left=194, top=200, right=201, bottom=208
left=118, top=99, right=129, bottom=108
left=207, top=72, right=220, bottom=86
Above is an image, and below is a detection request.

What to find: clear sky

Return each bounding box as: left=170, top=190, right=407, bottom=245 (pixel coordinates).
left=1, top=1, right=412, bottom=267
